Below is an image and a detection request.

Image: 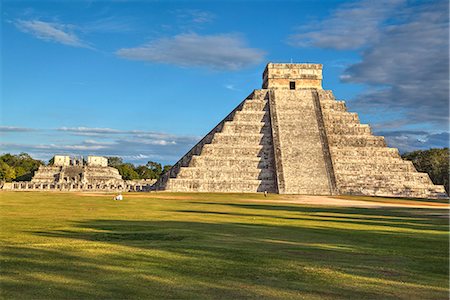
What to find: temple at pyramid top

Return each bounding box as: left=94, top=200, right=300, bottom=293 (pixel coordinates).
left=154, top=62, right=447, bottom=199
left=262, top=63, right=323, bottom=89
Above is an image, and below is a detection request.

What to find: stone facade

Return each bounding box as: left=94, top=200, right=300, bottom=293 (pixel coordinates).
left=155, top=63, right=447, bottom=199
left=87, top=156, right=108, bottom=167
left=3, top=155, right=155, bottom=192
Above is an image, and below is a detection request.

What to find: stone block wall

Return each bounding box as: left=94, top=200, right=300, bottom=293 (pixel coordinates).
left=154, top=90, right=277, bottom=192
left=269, top=89, right=331, bottom=194
left=317, top=89, right=447, bottom=198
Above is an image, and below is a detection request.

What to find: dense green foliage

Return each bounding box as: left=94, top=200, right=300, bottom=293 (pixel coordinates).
left=0, top=192, right=448, bottom=299
left=107, top=157, right=171, bottom=180
left=0, top=153, right=43, bottom=182
left=0, top=153, right=171, bottom=182
left=402, top=148, right=449, bottom=193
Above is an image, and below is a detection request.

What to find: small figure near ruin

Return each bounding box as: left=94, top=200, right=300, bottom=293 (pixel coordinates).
left=114, top=193, right=123, bottom=201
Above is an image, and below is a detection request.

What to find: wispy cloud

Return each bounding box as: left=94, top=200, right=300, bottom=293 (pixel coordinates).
left=1, top=126, right=199, bottom=164
left=83, top=16, right=134, bottom=33
left=224, top=84, right=240, bottom=91
left=0, top=126, right=35, bottom=132
left=58, top=126, right=122, bottom=134
left=116, top=33, right=265, bottom=70
left=288, top=0, right=404, bottom=50
left=376, top=130, right=449, bottom=153
left=175, top=9, right=215, bottom=24
left=14, top=19, right=92, bottom=49
left=289, top=0, right=449, bottom=128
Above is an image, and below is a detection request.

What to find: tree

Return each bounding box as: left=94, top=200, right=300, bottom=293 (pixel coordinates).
left=135, top=165, right=157, bottom=179
left=162, top=165, right=172, bottom=175
left=146, top=161, right=162, bottom=175
left=107, top=157, right=123, bottom=168
left=402, top=148, right=449, bottom=193
left=116, top=163, right=139, bottom=180
left=0, top=153, right=43, bottom=181
left=0, top=161, right=16, bottom=182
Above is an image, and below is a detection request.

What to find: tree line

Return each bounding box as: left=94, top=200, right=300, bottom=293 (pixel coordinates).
left=0, top=150, right=448, bottom=193
left=401, top=148, right=449, bottom=193
left=0, top=153, right=172, bottom=182
left=106, top=157, right=172, bottom=180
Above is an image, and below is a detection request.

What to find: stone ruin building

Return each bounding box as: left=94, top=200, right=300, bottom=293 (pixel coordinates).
left=155, top=63, right=447, bottom=199
left=4, top=155, right=154, bottom=192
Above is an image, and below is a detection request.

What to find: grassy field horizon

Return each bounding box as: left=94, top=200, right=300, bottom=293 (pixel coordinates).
left=0, top=192, right=448, bottom=299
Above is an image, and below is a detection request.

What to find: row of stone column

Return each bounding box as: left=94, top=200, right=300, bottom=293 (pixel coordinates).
left=7, top=181, right=152, bottom=192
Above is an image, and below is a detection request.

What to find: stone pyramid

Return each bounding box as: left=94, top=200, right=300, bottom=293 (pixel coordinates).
left=154, top=63, right=447, bottom=198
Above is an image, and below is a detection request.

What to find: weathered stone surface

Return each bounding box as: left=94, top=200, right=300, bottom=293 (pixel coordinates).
left=5, top=155, right=155, bottom=192
left=155, top=91, right=277, bottom=192
left=155, top=63, right=447, bottom=198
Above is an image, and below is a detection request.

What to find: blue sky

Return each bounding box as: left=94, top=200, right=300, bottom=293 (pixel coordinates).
left=1, top=0, right=448, bottom=165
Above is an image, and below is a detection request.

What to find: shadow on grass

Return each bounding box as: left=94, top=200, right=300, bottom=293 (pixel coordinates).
left=1, top=205, right=449, bottom=299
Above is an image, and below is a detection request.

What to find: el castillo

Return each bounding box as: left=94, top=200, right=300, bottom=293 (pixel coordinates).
left=1, top=1, right=449, bottom=299
left=2, top=63, right=447, bottom=199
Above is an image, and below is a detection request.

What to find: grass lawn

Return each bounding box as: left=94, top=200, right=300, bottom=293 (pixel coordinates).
left=0, top=192, right=448, bottom=299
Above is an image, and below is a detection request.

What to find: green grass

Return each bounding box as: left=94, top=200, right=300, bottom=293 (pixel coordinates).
left=0, top=192, right=448, bottom=299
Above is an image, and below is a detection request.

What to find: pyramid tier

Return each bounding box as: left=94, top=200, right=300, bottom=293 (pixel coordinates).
left=327, top=135, right=386, bottom=147
left=318, top=89, right=447, bottom=198
left=165, top=178, right=275, bottom=193
left=200, top=144, right=273, bottom=157
left=331, top=146, right=401, bottom=158
left=189, top=156, right=274, bottom=169
left=339, top=185, right=447, bottom=199
left=155, top=90, right=277, bottom=193
left=176, top=167, right=275, bottom=181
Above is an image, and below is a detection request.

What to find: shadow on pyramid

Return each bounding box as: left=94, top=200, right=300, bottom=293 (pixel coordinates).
left=154, top=63, right=447, bottom=199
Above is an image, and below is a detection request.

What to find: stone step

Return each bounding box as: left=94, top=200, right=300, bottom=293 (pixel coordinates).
left=320, top=100, right=347, bottom=111
left=251, top=90, right=268, bottom=100
left=330, top=147, right=401, bottom=158
left=201, top=144, right=273, bottom=157
left=241, top=99, right=268, bottom=111
left=274, top=90, right=315, bottom=97
left=177, top=167, right=275, bottom=180
left=189, top=156, right=273, bottom=169
left=212, top=133, right=271, bottom=145
left=339, top=186, right=448, bottom=199
left=327, top=124, right=371, bottom=135
left=317, top=90, right=336, bottom=100
left=323, top=111, right=359, bottom=121
left=333, top=162, right=416, bottom=173
left=221, top=122, right=271, bottom=134
left=335, top=172, right=434, bottom=185
left=165, top=178, right=276, bottom=193
left=328, top=135, right=386, bottom=147
left=233, top=111, right=269, bottom=122
left=332, top=157, right=406, bottom=165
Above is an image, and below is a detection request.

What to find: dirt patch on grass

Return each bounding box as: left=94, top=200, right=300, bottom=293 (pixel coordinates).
left=241, top=195, right=450, bottom=209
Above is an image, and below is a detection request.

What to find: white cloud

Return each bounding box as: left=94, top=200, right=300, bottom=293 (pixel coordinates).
left=0, top=126, right=35, bottom=132
left=0, top=126, right=198, bottom=165
left=288, top=0, right=405, bottom=50
left=289, top=0, right=449, bottom=127
left=224, top=84, right=240, bottom=91
left=58, top=127, right=122, bottom=134
left=175, top=9, right=215, bottom=24
left=15, top=19, right=92, bottom=48
left=376, top=130, right=449, bottom=153
left=116, top=33, right=265, bottom=70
